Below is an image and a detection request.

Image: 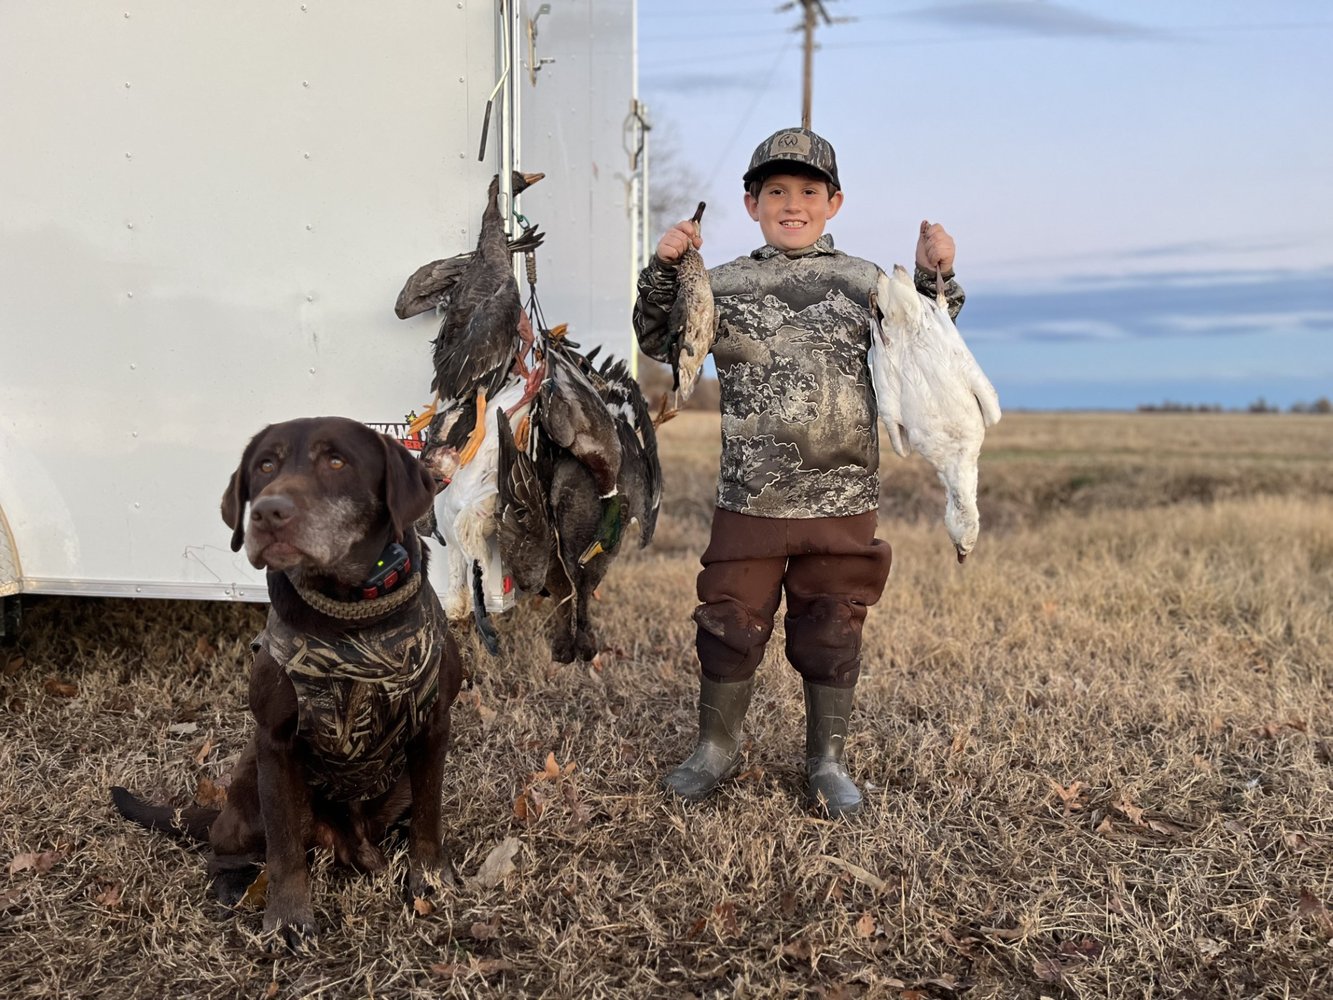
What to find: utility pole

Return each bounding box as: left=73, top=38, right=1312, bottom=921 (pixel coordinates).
left=783, top=0, right=836, bottom=129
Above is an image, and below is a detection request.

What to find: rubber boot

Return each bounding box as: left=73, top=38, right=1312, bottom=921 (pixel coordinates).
left=662, top=677, right=754, bottom=802
left=803, top=682, right=863, bottom=818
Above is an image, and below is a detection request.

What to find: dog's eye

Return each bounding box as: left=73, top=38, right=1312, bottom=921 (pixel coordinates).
left=328, top=455, right=346, bottom=470
left=257, top=459, right=276, bottom=474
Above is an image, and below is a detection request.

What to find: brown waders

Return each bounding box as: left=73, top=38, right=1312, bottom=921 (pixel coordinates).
left=663, top=508, right=893, bottom=816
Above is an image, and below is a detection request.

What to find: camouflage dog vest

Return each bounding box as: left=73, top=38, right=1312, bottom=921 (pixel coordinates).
left=256, top=591, right=445, bottom=801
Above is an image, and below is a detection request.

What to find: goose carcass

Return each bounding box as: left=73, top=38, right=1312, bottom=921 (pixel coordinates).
left=869, top=264, right=1001, bottom=562
left=666, top=201, right=716, bottom=405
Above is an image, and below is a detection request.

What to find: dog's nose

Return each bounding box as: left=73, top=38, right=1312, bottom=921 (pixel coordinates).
left=251, top=495, right=297, bottom=531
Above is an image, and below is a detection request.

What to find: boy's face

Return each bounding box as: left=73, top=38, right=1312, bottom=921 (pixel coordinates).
left=744, top=173, right=844, bottom=252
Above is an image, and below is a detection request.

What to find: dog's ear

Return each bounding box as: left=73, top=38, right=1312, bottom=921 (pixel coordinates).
left=220, top=428, right=267, bottom=553
left=379, top=433, right=436, bottom=542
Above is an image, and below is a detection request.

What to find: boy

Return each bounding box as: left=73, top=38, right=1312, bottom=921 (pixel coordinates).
left=632, top=127, right=964, bottom=818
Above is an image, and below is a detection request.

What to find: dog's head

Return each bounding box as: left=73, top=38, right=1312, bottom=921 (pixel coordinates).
left=221, top=417, right=436, bottom=582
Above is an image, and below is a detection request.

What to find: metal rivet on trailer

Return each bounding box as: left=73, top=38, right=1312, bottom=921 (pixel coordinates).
left=135, top=586, right=142, bottom=593
left=131, top=430, right=139, bottom=437
left=459, top=77, right=465, bottom=83
left=308, top=367, right=316, bottom=375
left=303, top=151, right=311, bottom=159
left=129, top=363, right=136, bottom=370
left=300, top=4, right=307, bottom=10
left=306, top=294, right=314, bottom=302
left=302, top=80, right=310, bottom=88
left=305, top=223, right=313, bottom=231
left=126, top=291, right=134, bottom=298
left=134, top=502, right=140, bottom=509
left=124, top=81, right=131, bottom=88
left=125, top=152, right=132, bottom=159
left=126, top=222, right=134, bottom=229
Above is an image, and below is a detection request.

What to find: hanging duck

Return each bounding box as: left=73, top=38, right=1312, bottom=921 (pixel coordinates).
left=869, top=263, right=1001, bottom=562
left=666, top=201, right=716, bottom=407
left=535, top=329, right=624, bottom=566
left=408, top=170, right=544, bottom=468
left=395, top=221, right=544, bottom=320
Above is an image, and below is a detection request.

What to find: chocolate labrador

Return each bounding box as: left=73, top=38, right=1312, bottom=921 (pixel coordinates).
left=111, top=416, right=462, bottom=948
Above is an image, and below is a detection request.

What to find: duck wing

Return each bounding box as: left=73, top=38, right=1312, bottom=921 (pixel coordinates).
left=495, top=408, right=551, bottom=593
left=430, top=270, right=522, bottom=401
left=869, top=269, right=910, bottom=458
left=536, top=346, right=621, bottom=497
left=395, top=228, right=545, bottom=320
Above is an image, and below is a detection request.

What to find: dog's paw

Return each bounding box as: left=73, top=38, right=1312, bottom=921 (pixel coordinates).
left=574, top=628, right=599, bottom=662
left=549, top=633, right=576, bottom=664
left=262, top=910, right=319, bottom=954
left=406, top=853, right=457, bottom=905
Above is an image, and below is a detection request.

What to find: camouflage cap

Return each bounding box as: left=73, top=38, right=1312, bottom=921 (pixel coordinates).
left=742, top=127, right=841, bottom=192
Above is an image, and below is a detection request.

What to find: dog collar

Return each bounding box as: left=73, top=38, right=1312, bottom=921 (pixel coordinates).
left=291, top=541, right=421, bottom=621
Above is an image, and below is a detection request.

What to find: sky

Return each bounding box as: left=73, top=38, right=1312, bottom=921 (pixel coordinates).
left=636, top=0, right=1333, bottom=410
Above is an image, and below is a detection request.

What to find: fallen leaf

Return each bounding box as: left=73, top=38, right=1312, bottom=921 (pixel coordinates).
left=471, top=837, right=521, bottom=889
left=1032, top=956, right=1064, bottom=983
left=43, top=678, right=78, bottom=698
left=1196, top=936, right=1226, bottom=959
left=713, top=901, right=739, bottom=937
left=239, top=870, right=268, bottom=909
left=1, top=653, right=24, bottom=677
left=8, top=848, right=66, bottom=875
left=192, top=636, right=217, bottom=660
left=0, top=886, right=27, bottom=910
left=469, top=919, right=499, bottom=940
left=560, top=782, right=590, bottom=827
left=781, top=938, right=813, bottom=963
left=1284, top=832, right=1310, bottom=852
left=737, top=765, right=765, bottom=782
left=1048, top=779, right=1088, bottom=813
left=413, top=896, right=436, bottom=916
left=194, top=776, right=228, bottom=809
left=263, top=982, right=279, bottom=999
left=779, top=891, right=798, bottom=917
left=512, top=786, right=546, bottom=826
left=686, top=914, right=707, bottom=940
left=94, top=881, right=123, bottom=909
left=818, top=854, right=889, bottom=894
left=1116, top=798, right=1147, bottom=826
left=193, top=735, right=215, bottom=766
left=854, top=912, right=876, bottom=938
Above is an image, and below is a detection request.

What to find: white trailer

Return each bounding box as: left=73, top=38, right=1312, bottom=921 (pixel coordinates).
left=0, top=1, right=648, bottom=632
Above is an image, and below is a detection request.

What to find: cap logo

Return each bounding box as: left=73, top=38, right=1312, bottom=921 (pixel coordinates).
left=771, top=132, right=811, bottom=157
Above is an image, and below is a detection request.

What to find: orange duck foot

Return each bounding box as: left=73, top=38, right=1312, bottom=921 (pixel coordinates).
left=457, top=389, right=488, bottom=467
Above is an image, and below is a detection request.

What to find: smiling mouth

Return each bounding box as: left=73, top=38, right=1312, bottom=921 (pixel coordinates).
left=781, top=220, right=805, bottom=228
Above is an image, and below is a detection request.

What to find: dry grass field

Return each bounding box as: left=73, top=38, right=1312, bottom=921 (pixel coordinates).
left=2, top=410, right=1331, bottom=999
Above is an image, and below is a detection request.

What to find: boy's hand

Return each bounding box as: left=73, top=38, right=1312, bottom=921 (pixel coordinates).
left=655, top=219, right=703, bottom=265
left=915, top=220, right=956, bottom=274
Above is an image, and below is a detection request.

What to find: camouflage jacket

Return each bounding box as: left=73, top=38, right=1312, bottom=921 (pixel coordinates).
left=634, top=234, right=965, bottom=518
left=256, top=587, right=445, bottom=801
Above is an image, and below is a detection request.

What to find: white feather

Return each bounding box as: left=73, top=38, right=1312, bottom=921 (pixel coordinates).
left=434, top=376, right=531, bottom=618
left=869, top=265, right=1002, bottom=560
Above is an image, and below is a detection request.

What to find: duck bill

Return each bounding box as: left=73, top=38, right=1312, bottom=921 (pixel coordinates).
left=578, top=540, right=606, bottom=566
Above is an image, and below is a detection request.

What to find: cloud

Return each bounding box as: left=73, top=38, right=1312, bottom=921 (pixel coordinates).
left=903, top=1, right=1167, bottom=40
left=963, top=266, right=1333, bottom=342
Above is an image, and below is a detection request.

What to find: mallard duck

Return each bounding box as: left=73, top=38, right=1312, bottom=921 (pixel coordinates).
left=869, top=264, right=1001, bottom=562
left=420, top=170, right=545, bottom=467
left=591, top=354, right=661, bottom=546
left=666, top=201, right=716, bottom=406
left=495, top=407, right=551, bottom=593
left=535, top=331, right=623, bottom=565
